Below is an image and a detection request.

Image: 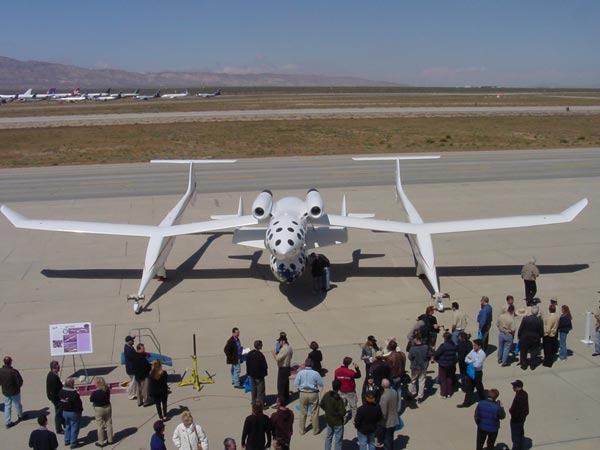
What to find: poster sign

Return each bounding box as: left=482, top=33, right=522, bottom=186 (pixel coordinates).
left=49, top=322, right=93, bottom=356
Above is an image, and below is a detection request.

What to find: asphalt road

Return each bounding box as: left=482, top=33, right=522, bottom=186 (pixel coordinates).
left=0, top=148, right=599, bottom=203
left=1, top=104, right=600, bottom=128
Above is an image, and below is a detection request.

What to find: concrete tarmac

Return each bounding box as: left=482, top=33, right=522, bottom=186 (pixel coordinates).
left=0, top=152, right=599, bottom=450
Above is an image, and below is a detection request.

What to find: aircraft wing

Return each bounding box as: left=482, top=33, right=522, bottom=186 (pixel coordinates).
left=324, top=198, right=587, bottom=235
left=422, top=198, right=588, bottom=234
left=161, top=216, right=259, bottom=236
left=1, top=205, right=156, bottom=237
left=1, top=205, right=259, bottom=238
left=324, top=214, right=419, bottom=234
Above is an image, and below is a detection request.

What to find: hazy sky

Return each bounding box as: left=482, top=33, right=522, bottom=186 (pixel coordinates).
left=2, top=0, right=599, bottom=86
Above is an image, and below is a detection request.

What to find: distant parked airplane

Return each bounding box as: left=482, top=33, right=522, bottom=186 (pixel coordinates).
left=86, top=88, right=111, bottom=99
left=52, top=88, right=81, bottom=99
left=114, top=89, right=140, bottom=99
left=197, top=89, right=222, bottom=98
left=161, top=89, right=189, bottom=99
left=135, top=90, right=161, bottom=100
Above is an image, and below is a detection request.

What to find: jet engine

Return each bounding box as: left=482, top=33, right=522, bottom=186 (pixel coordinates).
left=252, top=190, right=273, bottom=221
left=269, top=250, right=308, bottom=283
left=305, top=188, right=324, bottom=219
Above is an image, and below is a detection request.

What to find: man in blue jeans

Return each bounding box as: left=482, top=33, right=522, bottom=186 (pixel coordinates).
left=224, top=327, right=244, bottom=389
left=496, top=305, right=515, bottom=366
left=320, top=379, right=346, bottom=450
left=477, top=296, right=493, bottom=353
left=59, top=378, right=83, bottom=449
left=355, top=394, right=383, bottom=450
left=0, top=356, right=26, bottom=429
left=593, top=305, right=600, bottom=357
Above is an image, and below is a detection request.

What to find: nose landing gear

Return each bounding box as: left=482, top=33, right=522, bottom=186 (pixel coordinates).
left=128, top=294, right=145, bottom=314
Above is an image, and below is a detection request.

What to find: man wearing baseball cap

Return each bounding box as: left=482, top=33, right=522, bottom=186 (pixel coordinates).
left=123, top=335, right=137, bottom=400
left=509, top=380, right=529, bottom=450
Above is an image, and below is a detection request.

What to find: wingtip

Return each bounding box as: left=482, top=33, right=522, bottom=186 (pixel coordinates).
left=0, top=205, right=26, bottom=226
left=561, top=198, right=588, bottom=221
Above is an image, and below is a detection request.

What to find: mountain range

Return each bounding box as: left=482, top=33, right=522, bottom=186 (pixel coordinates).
left=0, top=56, right=395, bottom=90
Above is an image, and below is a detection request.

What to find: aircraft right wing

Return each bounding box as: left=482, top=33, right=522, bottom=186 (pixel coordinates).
left=1, top=205, right=157, bottom=237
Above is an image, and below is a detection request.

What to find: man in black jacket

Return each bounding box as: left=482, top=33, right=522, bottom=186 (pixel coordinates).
left=0, top=355, right=25, bottom=429
left=509, top=380, right=529, bottom=450
left=355, top=394, right=383, bottom=449
left=133, top=343, right=151, bottom=407
left=224, top=327, right=243, bottom=389
left=28, top=414, right=58, bottom=450
left=46, top=360, right=64, bottom=433
left=246, top=340, right=268, bottom=405
left=123, top=335, right=137, bottom=400
left=518, top=306, right=544, bottom=369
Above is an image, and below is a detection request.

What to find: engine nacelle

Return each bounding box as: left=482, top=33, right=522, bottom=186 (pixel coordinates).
left=305, top=188, right=324, bottom=219
left=252, top=190, right=273, bottom=221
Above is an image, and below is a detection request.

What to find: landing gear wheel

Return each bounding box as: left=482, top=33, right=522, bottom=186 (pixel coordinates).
left=128, top=294, right=145, bottom=314
left=433, top=293, right=450, bottom=312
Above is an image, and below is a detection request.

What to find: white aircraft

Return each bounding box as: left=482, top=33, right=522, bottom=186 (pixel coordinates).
left=85, top=88, right=111, bottom=99
left=0, top=157, right=588, bottom=313
left=113, top=89, right=140, bottom=99
left=57, top=94, right=88, bottom=102
left=94, top=94, right=118, bottom=101
left=0, top=88, right=41, bottom=102
left=161, top=89, right=189, bottom=99
left=0, top=92, right=18, bottom=102
left=16, top=88, right=37, bottom=101
left=135, top=90, right=161, bottom=100
left=197, top=89, right=221, bottom=98
left=52, top=88, right=81, bottom=99
left=32, top=88, right=57, bottom=100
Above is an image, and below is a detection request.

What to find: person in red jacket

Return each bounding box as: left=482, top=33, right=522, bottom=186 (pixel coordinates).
left=334, top=357, right=361, bottom=422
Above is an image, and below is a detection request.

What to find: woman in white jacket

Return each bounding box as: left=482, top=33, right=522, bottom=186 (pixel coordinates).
left=172, top=411, right=209, bottom=450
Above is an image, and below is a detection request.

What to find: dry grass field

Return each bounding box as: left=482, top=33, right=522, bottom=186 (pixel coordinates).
left=1, top=114, right=599, bottom=167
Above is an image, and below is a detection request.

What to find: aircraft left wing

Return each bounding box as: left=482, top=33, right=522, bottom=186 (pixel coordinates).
left=1, top=205, right=259, bottom=238
left=422, top=198, right=588, bottom=234
left=324, top=198, right=588, bottom=235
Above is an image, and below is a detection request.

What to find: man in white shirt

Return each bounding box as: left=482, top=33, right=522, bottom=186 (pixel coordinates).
left=457, top=339, right=486, bottom=408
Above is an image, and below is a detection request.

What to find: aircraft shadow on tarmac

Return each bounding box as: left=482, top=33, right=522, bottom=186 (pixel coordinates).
left=41, top=242, right=589, bottom=311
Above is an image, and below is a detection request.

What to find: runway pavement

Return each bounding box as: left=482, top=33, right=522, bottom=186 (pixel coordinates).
left=1, top=147, right=600, bottom=203
left=0, top=150, right=599, bottom=449
left=1, top=105, right=600, bottom=128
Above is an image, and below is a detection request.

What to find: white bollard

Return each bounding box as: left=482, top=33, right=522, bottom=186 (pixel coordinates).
left=581, top=311, right=593, bottom=344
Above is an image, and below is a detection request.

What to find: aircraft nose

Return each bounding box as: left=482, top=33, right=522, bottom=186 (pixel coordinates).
left=277, top=240, right=299, bottom=258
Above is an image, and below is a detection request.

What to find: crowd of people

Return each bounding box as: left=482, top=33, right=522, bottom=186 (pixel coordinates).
left=2, top=258, right=599, bottom=449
